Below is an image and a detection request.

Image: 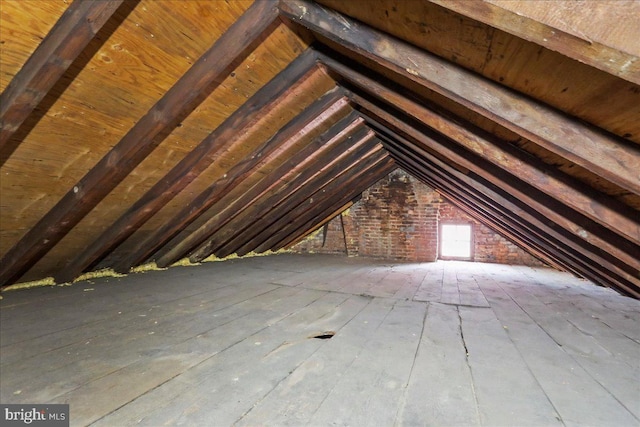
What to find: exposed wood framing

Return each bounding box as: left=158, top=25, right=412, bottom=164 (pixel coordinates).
left=354, top=101, right=639, bottom=296
left=0, top=0, right=125, bottom=155
left=263, top=154, right=395, bottom=253
left=56, top=50, right=321, bottom=282
left=377, top=127, right=639, bottom=297
left=280, top=0, right=640, bottom=195
left=319, top=53, right=640, bottom=245
left=186, top=112, right=366, bottom=264
left=427, top=0, right=640, bottom=85
left=281, top=201, right=353, bottom=250
left=214, top=129, right=381, bottom=258
left=0, top=0, right=280, bottom=287
left=149, top=91, right=351, bottom=268
left=312, top=51, right=640, bottom=275
left=0, top=0, right=637, bottom=300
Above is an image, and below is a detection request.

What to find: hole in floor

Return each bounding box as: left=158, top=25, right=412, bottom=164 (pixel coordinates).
left=310, top=331, right=335, bottom=340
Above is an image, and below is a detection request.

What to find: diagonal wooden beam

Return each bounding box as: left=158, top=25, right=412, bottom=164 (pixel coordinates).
left=381, top=131, right=637, bottom=290
left=132, top=88, right=349, bottom=271
left=427, top=0, right=640, bottom=85
left=354, top=94, right=640, bottom=275
left=280, top=0, right=640, bottom=195
left=156, top=111, right=362, bottom=267
left=0, top=0, right=125, bottom=151
left=317, top=51, right=640, bottom=254
left=55, top=49, right=320, bottom=282
left=398, top=157, right=639, bottom=298
left=390, top=151, right=566, bottom=273
left=359, top=106, right=639, bottom=295
left=282, top=201, right=354, bottom=250
left=238, top=144, right=384, bottom=256
left=264, top=153, right=395, bottom=254
left=186, top=113, right=366, bottom=264
left=202, top=126, right=378, bottom=260
left=0, top=0, right=280, bottom=287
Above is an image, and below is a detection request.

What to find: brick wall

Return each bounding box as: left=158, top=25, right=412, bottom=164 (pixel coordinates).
left=292, top=169, right=546, bottom=266
left=438, top=203, right=546, bottom=266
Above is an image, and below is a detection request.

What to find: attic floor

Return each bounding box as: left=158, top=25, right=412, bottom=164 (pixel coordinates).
left=0, top=254, right=638, bottom=427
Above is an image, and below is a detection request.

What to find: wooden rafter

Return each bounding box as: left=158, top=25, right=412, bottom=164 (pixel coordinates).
left=186, top=112, right=366, bottom=263
left=213, top=128, right=380, bottom=258
left=382, top=133, right=638, bottom=297
left=358, top=107, right=639, bottom=296
left=0, top=0, right=281, bottom=287
left=280, top=0, right=640, bottom=195
left=427, top=0, right=640, bottom=85
left=281, top=201, right=354, bottom=250
left=313, top=51, right=640, bottom=269
left=357, top=96, right=640, bottom=272
left=402, top=159, right=639, bottom=298
left=322, top=55, right=640, bottom=244
left=56, top=49, right=320, bottom=283
left=0, top=0, right=125, bottom=155
left=149, top=92, right=351, bottom=268
left=262, top=153, right=395, bottom=254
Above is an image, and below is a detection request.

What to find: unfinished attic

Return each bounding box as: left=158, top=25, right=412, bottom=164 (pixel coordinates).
left=1, top=0, right=639, bottom=425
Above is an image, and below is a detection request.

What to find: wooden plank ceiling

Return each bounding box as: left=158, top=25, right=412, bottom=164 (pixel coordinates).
left=0, top=0, right=638, bottom=298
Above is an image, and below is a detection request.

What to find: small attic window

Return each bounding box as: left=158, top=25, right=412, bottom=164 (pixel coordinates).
left=440, top=223, right=473, bottom=260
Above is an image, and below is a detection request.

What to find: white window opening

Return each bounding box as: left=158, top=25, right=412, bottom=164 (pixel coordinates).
left=441, top=223, right=472, bottom=259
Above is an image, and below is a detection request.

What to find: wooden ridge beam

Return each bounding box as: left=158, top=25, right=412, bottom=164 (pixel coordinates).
left=427, top=0, right=640, bottom=85
left=56, top=49, right=320, bottom=283
left=205, top=127, right=379, bottom=260
left=264, top=154, right=395, bottom=253
left=319, top=52, right=640, bottom=245
left=123, top=89, right=350, bottom=271
left=186, top=114, right=367, bottom=263
left=280, top=0, right=640, bottom=194
left=0, top=0, right=281, bottom=287
left=0, top=0, right=125, bottom=153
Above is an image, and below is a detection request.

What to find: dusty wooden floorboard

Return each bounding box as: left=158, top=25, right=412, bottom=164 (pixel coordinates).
left=474, top=264, right=640, bottom=426
left=484, top=266, right=640, bottom=422
left=396, top=302, right=480, bottom=426
left=234, top=297, right=396, bottom=426
left=0, top=254, right=638, bottom=427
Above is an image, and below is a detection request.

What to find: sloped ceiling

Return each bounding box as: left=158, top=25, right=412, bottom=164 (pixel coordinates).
left=0, top=0, right=638, bottom=298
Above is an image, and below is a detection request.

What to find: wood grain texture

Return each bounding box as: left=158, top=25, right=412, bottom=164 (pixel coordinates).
left=214, top=127, right=379, bottom=258
left=55, top=49, right=320, bottom=283
left=281, top=0, right=640, bottom=195
left=153, top=92, right=351, bottom=268
left=0, top=0, right=124, bottom=154
left=187, top=112, right=366, bottom=263
left=314, top=0, right=640, bottom=142
left=429, top=0, right=640, bottom=84
left=249, top=151, right=394, bottom=256
left=356, top=99, right=640, bottom=297
left=0, top=0, right=281, bottom=286
left=327, top=56, right=640, bottom=244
